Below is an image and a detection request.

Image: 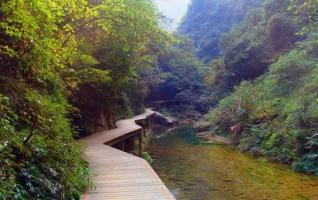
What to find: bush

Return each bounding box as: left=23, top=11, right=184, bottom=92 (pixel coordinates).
left=293, top=133, right=318, bottom=175
left=206, top=39, right=318, bottom=172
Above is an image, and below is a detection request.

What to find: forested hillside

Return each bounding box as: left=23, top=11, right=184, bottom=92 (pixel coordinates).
left=179, top=0, right=261, bottom=62
left=145, top=38, right=211, bottom=113
left=204, top=0, right=301, bottom=105
left=179, top=0, right=318, bottom=175
left=0, top=0, right=170, bottom=199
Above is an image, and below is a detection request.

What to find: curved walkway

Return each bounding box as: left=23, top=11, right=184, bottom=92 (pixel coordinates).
left=82, top=109, right=175, bottom=200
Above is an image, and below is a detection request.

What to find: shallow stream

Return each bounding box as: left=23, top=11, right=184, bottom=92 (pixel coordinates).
left=147, top=127, right=318, bottom=200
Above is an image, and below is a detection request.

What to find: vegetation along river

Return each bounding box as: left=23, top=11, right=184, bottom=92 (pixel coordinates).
left=147, top=127, right=318, bottom=200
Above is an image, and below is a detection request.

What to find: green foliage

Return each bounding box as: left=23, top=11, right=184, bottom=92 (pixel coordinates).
left=146, top=38, right=210, bottom=112
left=221, top=0, right=298, bottom=79
left=71, top=0, right=172, bottom=134
left=204, top=59, right=237, bottom=106
left=181, top=0, right=317, bottom=175
left=197, top=0, right=301, bottom=106
left=0, top=0, right=96, bottom=198
left=289, top=0, right=318, bottom=35
left=0, top=0, right=169, bottom=199
left=207, top=38, right=318, bottom=172
left=179, top=0, right=262, bottom=62
left=142, top=152, right=153, bottom=164
left=293, top=133, right=318, bottom=175
left=179, top=0, right=318, bottom=175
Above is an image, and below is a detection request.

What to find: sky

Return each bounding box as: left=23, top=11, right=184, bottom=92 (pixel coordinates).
left=154, top=0, right=191, bottom=30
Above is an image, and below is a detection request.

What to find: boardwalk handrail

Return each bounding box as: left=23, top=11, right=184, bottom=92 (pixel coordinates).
left=82, top=109, right=176, bottom=200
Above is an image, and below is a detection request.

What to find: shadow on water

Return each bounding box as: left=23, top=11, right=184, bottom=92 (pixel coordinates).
left=147, top=127, right=318, bottom=200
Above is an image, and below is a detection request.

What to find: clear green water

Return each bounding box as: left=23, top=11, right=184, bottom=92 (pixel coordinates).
left=147, top=127, right=318, bottom=200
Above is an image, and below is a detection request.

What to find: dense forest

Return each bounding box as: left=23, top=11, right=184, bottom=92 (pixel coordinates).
left=0, top=0, right=171, bottom=199
left=145, top=39, right=210, bottom=114
left=180, top=0, right=318, bottom=175
left=1, top=0, right=318, bottom=199
left=179, top=0, right=262, bottom=62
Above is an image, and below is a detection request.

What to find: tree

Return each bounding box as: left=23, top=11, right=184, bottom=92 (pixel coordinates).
left=146, top=38, right=209, bottom=112
left=0, top=0, right=169, bottom=199
left=289, top=0, right=318, bottom=35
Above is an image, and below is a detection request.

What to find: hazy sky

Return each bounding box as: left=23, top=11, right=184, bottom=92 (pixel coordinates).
left=154, top=0, right=191, bottom=30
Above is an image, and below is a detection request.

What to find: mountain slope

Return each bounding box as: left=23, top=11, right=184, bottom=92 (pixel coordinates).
left=179, top=0, right=261, bottom=62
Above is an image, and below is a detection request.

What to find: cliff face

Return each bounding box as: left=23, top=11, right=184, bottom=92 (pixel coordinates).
left=178, top=0, right=261, bottom=62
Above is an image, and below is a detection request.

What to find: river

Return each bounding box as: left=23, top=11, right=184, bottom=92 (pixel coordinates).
left=147, top=127, right=318, bottom=200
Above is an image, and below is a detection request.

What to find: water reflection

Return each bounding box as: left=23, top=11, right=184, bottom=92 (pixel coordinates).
left=147, top=127, right=318, bottom=200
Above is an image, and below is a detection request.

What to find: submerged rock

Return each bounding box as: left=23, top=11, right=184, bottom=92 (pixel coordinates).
left=197, top=131, right=232, bottom=145
left=193, top=121, right=211, bottom=132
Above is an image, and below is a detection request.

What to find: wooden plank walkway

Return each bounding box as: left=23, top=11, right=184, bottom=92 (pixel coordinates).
left=82, top=109, right=175, bottom=200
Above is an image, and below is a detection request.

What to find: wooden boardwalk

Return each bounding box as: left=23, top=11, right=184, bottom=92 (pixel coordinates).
left=82, top=109, right=175, bottom=200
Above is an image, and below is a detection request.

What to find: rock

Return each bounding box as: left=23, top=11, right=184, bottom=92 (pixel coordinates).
left=230, top=123, right=245, bottom=135
left=230, top=123, right=245, bottom=144
left=178, top=119, right=194, bottom=126
left=249, top=147, right=262, bottom=157
left=152, top=112, right=177, bottom=126
left=193, top=121, right=211, bottom=132
left=197, top=131, right=232, bottom=145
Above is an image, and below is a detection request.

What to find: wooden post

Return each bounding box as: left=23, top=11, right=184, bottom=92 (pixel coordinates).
left=138, top=130, right=143, bottom=157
